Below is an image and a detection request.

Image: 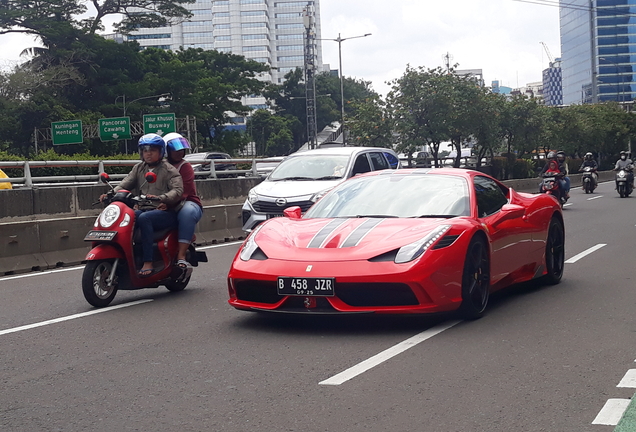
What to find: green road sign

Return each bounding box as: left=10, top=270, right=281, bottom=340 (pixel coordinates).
left=143, top=113, right=176, bottom=136
left=51, top=120, right=83, bottom=145
left=98, top=117, right=132, bottom=141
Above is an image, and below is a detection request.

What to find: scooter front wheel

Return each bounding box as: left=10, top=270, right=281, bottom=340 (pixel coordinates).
left=82, top=260, right=118, bottom=307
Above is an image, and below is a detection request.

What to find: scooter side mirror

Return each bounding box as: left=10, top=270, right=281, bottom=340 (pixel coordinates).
left=145, top=172, right=157, bottom=184
left=100, top=172, right=111, bottom=183
left=283, top=206, right=302, bottom=220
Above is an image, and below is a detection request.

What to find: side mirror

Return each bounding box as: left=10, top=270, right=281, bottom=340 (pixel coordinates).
left=145, top=172, right=157, bottom=184
left=283, top=206, right=302, bottom=220
left=495, top=204, right=526, bottom=225
left=100, top=172, right=111, bottom=183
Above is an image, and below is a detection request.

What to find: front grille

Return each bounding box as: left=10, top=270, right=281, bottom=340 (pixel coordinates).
left=337, top=283, right=418, bottom=307
left=252, top=200, right=314, bottom=213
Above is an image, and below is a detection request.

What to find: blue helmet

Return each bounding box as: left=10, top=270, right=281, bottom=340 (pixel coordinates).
left=163, top=132, right=191, bottom=153
left=138, top=133, right=166, bottom=158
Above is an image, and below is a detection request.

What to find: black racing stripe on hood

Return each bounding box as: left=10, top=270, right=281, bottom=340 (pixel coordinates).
left=307, top=218, right=348, bottom=248
left=340, top=218, right=384, bottom=248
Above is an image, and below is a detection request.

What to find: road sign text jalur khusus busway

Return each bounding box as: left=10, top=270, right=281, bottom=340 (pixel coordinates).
left=143, top=113, right=176, bottom=136
left=51, top=120, right=83, bottom=145
left=98, top=117, right=132, bottom=142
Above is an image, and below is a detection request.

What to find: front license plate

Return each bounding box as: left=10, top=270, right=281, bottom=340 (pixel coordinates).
left=267, top=213, right=284, bottom=219
left=84, top=230, right=117, bottom=241
left=277, top=277, right=335, bottom=297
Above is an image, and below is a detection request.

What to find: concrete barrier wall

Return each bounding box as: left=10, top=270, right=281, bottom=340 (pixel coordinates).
left=0, top=171, right=616, bottom=275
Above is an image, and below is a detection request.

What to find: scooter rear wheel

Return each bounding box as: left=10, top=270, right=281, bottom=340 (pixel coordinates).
left=82, top=260, right=118, bottom=308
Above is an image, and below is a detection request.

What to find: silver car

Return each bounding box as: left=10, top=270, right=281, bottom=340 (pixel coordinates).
left=241, top=147, right=401, bottom=231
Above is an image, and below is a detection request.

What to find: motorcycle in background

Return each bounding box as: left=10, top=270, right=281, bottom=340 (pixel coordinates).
left=615, top=165, right=634, bottom=198
left=581, top=166, right=597, bottom=194
left=540, top=161, right=568, bottom=207
left=82, top=172, right=208, bottom=308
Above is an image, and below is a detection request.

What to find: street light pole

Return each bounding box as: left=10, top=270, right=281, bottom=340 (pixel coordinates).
left=320, top=33, right=371, bottom=145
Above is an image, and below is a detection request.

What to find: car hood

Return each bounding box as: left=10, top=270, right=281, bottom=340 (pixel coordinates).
left=253, top=179, right=343, bottom=199
left=252, top=217, right=463, bottom=262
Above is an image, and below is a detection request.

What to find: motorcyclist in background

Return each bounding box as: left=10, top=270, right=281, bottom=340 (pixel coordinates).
left=614, top=150, right=634, bottom=188
left=579, top=152, right=599, bottom=183
left=556, top=151, right=570, bottom=199
left=539, top=151, right=568, bottom=198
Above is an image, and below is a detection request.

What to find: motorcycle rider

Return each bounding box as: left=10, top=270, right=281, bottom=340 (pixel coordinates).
left=556, top=151, right=570, bottom=198
left=100, top=133, right=183, bottom=277
left=164, top=133, right=203, bottom=269
left=579, top=152, right=599, bottom=185
left=614, top=150, right=635, bottom=188
left=539, top=151, right=568, bottom=199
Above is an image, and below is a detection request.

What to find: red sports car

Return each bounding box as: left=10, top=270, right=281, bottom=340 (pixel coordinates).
left=227, top=168, right=564, bottom=319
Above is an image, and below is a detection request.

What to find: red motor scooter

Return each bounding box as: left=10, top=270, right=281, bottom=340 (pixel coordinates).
left=540, top=160, right=567, bottom=207
left=82, top=172, right=208, bottom=308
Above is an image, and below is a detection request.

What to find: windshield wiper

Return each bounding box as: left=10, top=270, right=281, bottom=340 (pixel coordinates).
left=356, top=215, right=399, bottom=218
left=314, top=176, right=342, bottom=180
left=272, top=176, right=315, bottom=181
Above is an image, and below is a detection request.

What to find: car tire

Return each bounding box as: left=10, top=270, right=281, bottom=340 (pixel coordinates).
left=459, top=236, right=490, bottom=320
left=542, top=216, right=565, bottom=285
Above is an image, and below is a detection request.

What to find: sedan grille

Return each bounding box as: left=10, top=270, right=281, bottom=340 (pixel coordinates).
left=252, top=200, right=314, bottom=214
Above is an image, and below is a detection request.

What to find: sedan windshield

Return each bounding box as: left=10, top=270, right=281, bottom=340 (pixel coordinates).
left=269, top=155, right=350, bottom=181
left=304, top=174, right=471, bottom=218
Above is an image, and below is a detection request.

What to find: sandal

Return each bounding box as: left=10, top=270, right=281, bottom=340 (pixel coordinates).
left=176, top=259, right=189, bottom=269
left=138, top=268, right=156, bottom=277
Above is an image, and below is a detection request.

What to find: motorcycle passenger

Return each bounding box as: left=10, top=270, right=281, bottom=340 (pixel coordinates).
left=164, top=133, right=203, bottom=269
left=579, top=152, right=598, bottom=184
left=614, top=150, right=634, bottom=187
left=101, top=134, right=183, bottom=277
left=556, top=151, right=570, bottom=198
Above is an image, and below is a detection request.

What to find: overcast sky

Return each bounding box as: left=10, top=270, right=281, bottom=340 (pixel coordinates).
left=0, top=0, right=561, bottom=96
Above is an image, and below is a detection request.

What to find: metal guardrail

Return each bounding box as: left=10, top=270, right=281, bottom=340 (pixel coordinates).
left=0, top=157, right=283, bottom=188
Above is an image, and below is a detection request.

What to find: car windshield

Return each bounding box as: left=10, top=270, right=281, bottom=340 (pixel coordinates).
left=304, top=174, right=471, bottom=219
left=269, top=155, right=350, bottom=181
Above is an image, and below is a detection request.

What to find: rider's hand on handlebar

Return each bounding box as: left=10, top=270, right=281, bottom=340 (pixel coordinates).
left=99, top=193, right=108, bottom=202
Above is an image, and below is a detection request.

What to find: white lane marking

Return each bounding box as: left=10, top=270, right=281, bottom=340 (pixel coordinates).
left=0, top=300, right=153, bottom=337
left=563, top=203, right=573, bottom=207
left=565, top=244, right=607, bottom=264
left=319, top=320, right=461, bottom=386
left=587, top=195, right=603, bottom=200
left=0, top=242, right=242, bottom=282
left=0, top=266, right=85, bottom=281
left=617, top=369, right=636, bottom=388
left=592, top=399, right=631, bottom=425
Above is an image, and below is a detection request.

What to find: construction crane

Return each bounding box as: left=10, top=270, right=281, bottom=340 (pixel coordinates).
left=540, top=41, right=554, bottom=65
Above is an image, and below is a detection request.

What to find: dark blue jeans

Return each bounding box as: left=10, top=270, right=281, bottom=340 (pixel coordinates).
left=134, top=209, right=178, bottom=262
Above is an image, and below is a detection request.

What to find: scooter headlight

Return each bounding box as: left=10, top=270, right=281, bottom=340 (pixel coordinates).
left=619, top=170, right=626, bottom=178
left=99, top=204, right=121, bottom=228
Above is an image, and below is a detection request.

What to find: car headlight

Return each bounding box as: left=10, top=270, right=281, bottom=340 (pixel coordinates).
left=240, top=224, right=265, bottom=261
left=99, top=204, right=121, bottom=228
left=310, top=188, right=333, bottom=203
left=394, top=225, right=452, bottom=264
left=248, top=189, right=259, bottom=204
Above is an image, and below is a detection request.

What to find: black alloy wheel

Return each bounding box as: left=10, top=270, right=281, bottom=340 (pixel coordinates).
left=542, top=217, right=565, bottom=285
left=459, top=237, right=490, bottom=320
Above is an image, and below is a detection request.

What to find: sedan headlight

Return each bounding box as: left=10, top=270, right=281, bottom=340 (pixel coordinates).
left=240, top=224, right=265, bottom=261
left=310, top=188, right=333, bottom=203
left=99, top=204, right=121, bottom=228
left=394, top=225, right=452, bottom=264
left=248, top=189, right=259, bottom=204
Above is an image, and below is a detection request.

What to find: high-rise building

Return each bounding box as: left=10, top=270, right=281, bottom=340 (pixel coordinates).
left=560, top=0, right=636, bottom=105
left=127, top=0, right=324, bottom=107
left=543, top=58, right=563, bottom=106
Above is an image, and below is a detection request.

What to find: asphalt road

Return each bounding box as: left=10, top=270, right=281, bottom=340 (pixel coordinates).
left=1, top=179, right=635, bottom=432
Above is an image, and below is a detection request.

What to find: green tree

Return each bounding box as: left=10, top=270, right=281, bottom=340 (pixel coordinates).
left=347, top=95, right=394, bottom=149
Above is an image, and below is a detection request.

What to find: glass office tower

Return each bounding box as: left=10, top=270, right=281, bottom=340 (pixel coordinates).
left=560, top=0, right=636, bottom=104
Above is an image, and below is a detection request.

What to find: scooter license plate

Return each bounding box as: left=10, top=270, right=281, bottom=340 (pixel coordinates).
left=84, top=230, right=117, bottom=241
left=277, top=277, right=335, bottom=296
